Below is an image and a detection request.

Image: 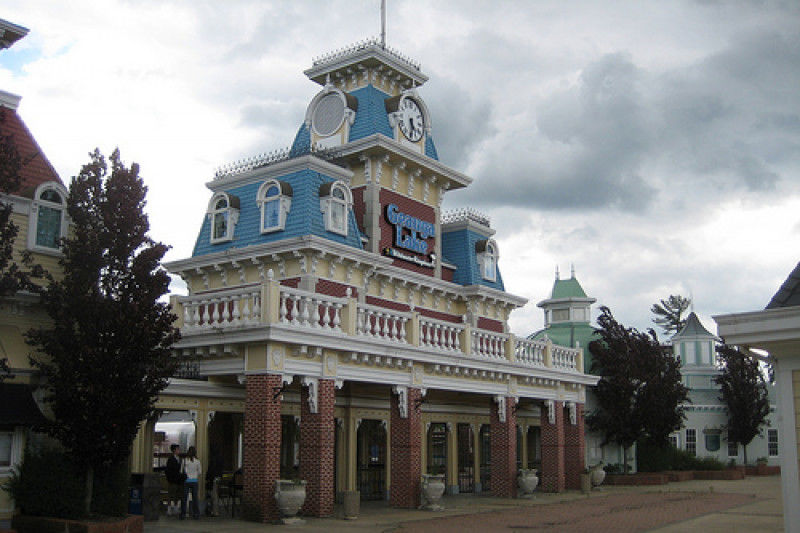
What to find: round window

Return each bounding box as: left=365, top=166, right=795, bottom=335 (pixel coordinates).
left=312, top=93, right=345, bottom=136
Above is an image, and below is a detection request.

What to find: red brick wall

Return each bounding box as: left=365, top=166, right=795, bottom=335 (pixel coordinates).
left=299, top=379, right=336, bottom=517
left=281, top=277, right=300, bottom=288
left=316, top=279, right=358, bottom=298
left=243, top=374, right=283, bottom=521
left=564, top=403, right=586, bottom=490
left=540, top=401, right=566, bottom=493
left=441, top=265, right=454, bottom=282
left=418, top=308, right=461, bottom=323
left=363, top=297, right=462, bottom=325
left=490, top=397, right=517, bottom=498
left=366, top=295, right=411, bottom=312
left=379, top=189, right=436, bottom=277
left=477, top=317, right=504, bottom=333
left=390, top=388, right=422, bottom=508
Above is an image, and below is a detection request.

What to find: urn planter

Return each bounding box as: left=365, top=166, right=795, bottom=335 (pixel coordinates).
left=420, top=474, right=446, bottom=511
left=517, top=469, right=539, bottom=498
left=590, top=463, right=606, bottom=489
left=580, top=473, right=592, bottom=494
left=274, top=479, right=307, bottom=524
left=342, top=490, right=360, bottom=520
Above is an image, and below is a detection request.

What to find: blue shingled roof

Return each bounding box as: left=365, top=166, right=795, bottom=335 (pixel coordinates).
left=192, top=168, right=364, bottom=257
left=289, top=84, right=439, bottom=161
left=440, top=228, right=504, bottom=290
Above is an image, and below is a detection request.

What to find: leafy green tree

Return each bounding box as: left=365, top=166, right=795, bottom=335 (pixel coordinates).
left=714, top=344, right=771, bottom=465
left=26, top=149, right=180, bottom=515
left=651, top=294, right=692, bottom=336
left=587, top=306, right=689, bottom=472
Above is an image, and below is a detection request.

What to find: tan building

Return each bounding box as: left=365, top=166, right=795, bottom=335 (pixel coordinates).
left=714, top=263, right=800, bottom=532
left=0, top=18, right=68, bottom=521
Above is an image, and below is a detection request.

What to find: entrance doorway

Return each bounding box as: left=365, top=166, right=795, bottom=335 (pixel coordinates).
left=357, top=419, right=386, bottom=500
left=457, top=423, right=474, bottom=493
left=479, top=424, right=490, bottom=491
left=427, top=423, right=448, bottom=484
left=526, top=426, right=541, bottom=470
left=280, top=415, right=299, bottom=479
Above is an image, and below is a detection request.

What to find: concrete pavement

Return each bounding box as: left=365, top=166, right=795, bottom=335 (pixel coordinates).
left=144, top=474, right=783, bottom=532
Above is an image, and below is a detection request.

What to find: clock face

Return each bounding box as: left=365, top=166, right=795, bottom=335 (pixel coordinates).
left=398, top=97, right=424, bottom=142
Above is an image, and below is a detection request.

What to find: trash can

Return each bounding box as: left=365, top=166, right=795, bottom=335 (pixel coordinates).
left=129, top=474, right=144, bottom=515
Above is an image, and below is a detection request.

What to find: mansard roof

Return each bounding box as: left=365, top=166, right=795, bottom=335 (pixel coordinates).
left=440, top=226, right=504, bottom=291
left=673, top=312, right=716, bottom=340
left=0, top=93, right=63, bottom=198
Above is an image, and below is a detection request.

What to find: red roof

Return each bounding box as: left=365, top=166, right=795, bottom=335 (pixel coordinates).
left=1, top=103, right=62, bottom=198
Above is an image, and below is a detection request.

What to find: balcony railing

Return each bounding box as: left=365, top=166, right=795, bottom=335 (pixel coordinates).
left=171, top=281, right=582, bottom=373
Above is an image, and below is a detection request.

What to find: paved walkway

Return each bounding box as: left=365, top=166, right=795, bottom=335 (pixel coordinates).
left=145, top=475, right=783, bottom=532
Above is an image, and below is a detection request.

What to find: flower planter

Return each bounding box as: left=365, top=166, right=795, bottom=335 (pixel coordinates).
left=420, top=474, right=446, bottom=511
left=517, top=469, right=539, bottom=498
left=580, top=473, right=591, bottom=494
left=342, top=490, right=360, bottom=520
left=274, top=479, right=307, bottom=524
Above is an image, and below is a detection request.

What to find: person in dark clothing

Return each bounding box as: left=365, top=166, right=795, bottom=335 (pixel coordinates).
left=165, top=444, right=183, bottom=516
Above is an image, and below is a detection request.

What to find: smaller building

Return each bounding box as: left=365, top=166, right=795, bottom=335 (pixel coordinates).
left=670, top=312, right=778, bottom=465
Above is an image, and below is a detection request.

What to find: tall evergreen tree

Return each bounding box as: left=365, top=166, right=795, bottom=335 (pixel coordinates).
left=26, top=149, right=180, bottom=515
left=714, top=344, right=771, bottom=464
left=651, top=294, right=692, bottom=336
left=587, top=307, right=689, bottom=472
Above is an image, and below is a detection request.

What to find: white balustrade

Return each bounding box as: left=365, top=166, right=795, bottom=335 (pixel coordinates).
left=552, top=345, right=579, bottom=370
left=179, top=286, right=262, bottom=331
left=356, top=303, right=411, bottom=343
left=419, top=317, right=464, bottom=352
left=515, top=337, right=547, bottom=367
left=278, top=286, right=345, bottom=332
left=471, top=329, right=507, bottom=360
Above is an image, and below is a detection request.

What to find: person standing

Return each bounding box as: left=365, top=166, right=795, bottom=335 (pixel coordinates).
left=180, top=446, right=202, bottom=520
left=165, top=444, right=183, bottom=516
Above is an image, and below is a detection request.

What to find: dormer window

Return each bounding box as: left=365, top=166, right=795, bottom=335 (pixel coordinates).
left=207, top=192, right=239, bottom=244
left=28, top=182, right=68, bottom=254
left=257, top=180, right=292, bottom=233
left=476, top=239, right=498, bottom=282
left=319, top=181, right=351, bottom=236
left=551, top=309, right=570, bottom=322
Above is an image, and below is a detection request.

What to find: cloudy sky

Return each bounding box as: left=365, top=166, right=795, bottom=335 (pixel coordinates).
left=2, top=0, right=799, bottom=338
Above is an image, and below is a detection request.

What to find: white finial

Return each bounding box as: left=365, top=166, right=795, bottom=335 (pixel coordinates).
left=571, top=263, right=575, bottom=279
left=555, top=266, right=560, bottom=280
left=381, top=0, right=387, bottom=48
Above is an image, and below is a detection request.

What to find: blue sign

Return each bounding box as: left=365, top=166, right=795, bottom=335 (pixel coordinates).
left=385, top=203, right=435, bottom=254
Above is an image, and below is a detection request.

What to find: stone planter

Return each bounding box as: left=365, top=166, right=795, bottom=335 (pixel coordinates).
left=342, top=490, right=360, bottom=520
left=274, top=479, right=307, bottom=524
left=590, top=464, right=606, bottom=489
left=420, top=474, right=446, bottom=511
left=517, top=469, right=539, bottom=498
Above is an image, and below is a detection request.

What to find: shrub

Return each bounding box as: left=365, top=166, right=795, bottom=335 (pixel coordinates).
left=5, top=444, right=130, bottom=519
left=693, top=456, right=725, bottom=471
left=636, top=440, right=727, bottom=472
left=603, top=463, right=623, bottom=474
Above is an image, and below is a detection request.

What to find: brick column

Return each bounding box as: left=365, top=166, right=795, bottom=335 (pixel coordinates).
left=564, top=402, right=586, bottom=490
left=390, top=387, right=422, bottom=508
left=490, top=396, right=517, bottom=498
left=540, top=400, right=565, bottom=492
left=300, top=378, right=336, bottom=517
left=242, top=374, right=283, bottom=521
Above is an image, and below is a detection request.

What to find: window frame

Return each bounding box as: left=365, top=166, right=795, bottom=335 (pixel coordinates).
left=27, top=182, right=69, bottom=255
left=768, top=429, right=778, bottom=457
left=477, top=239, right=499, bottom=282
left=727, top=437, right=738, bottom=458
left=207, top=192, right=239, bottom=244
left=319, top=181, right=352, bottom=237
left=257, top=180, right=292, bottom=234
left=685, top=428, right=697, bottom=456
left=0, top=428, right=25, bottom=474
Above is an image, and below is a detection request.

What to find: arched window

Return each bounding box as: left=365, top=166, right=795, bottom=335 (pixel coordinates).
left=476, top=239, right=498, bottom=282
left=319, top=181, right=352, bottom=236
left=257, top=180, right=292, bottom=233
left=28, top=182, right=68, bottom=253
left=207, top=192, right=239, bottom=244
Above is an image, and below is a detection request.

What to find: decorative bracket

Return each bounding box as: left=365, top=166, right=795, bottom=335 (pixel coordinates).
left=393, top=385, right=408, bottom=418
left=546, top=399, right=556, bottom=425
left=302, top=376, right=319, bottom=414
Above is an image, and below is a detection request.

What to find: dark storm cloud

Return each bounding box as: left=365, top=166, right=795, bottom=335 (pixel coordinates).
left=451, top=27, right=800, bottom=214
